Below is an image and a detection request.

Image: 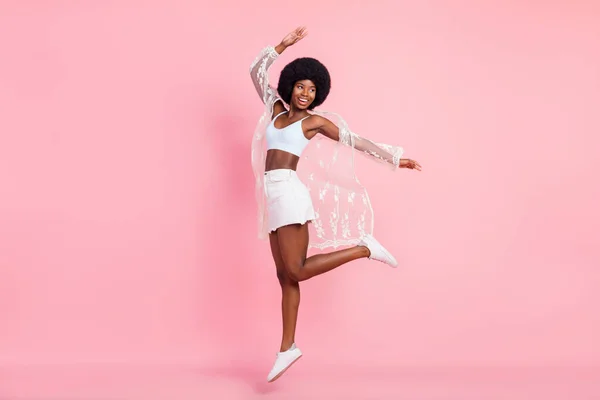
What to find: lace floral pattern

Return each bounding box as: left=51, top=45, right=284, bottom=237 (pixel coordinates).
left=250, top=46, right=403, bottom=249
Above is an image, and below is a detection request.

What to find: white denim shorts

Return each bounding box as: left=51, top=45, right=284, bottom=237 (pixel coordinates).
left=264, top=169, right=316, bottom=233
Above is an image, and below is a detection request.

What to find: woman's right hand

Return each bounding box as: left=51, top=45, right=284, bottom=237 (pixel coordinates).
left=280, top=26, right=308, bottom=48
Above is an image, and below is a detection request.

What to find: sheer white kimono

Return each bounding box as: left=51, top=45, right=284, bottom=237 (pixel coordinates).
left=250, top=45, right=404, bottom=250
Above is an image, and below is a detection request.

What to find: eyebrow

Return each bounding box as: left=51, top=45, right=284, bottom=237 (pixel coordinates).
left=297, top=83, right=316, bottom=88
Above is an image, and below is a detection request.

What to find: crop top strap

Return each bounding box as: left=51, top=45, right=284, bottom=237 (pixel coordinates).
left=273, top=111, right=287, bottom=121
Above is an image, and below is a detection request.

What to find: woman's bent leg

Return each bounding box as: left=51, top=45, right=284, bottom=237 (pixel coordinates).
left=276, top=223, right=370, bottom=282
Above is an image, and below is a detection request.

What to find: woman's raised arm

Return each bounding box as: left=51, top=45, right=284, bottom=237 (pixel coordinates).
left=249, top=27, right=308, bottom=104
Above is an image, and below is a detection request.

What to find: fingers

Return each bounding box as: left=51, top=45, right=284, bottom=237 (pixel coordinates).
left=299, top=29, right=308, bottom=41
left=295, top=26, right=308, bottom=40
left=403, top=159, right=422, bottom=171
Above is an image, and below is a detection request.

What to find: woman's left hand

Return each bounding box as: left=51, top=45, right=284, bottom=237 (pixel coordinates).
left=400, top=159, right=422, bottom=171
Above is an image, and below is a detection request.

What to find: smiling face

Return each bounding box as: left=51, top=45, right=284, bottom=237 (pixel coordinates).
left=291, top=79, right=316, bottom=110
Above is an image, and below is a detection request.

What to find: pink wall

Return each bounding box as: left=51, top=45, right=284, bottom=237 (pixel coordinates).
left=1, top=0, right=599, bottom=369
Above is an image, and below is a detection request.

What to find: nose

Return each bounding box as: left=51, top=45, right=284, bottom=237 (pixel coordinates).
left=302, top=87, right=309, bottom=97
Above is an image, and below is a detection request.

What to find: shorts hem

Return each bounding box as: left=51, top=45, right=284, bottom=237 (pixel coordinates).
left=268, top=218, right=314, bottom=233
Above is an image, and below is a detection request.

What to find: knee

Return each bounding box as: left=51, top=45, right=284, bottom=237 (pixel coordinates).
left=276, top=268, right=290, bottom=284
left=285, top=262, right=304, bottom=282
left=278, top=268, right=303, bottom=284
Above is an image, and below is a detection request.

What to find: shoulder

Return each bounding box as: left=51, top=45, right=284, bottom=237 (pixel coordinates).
left=304, top=114, right=340, bottom=141
left=305, top=114, right=334, bottom=129
left=272, top=99, right=287, bottom=119
left=306, top=114, right=324, bottom=125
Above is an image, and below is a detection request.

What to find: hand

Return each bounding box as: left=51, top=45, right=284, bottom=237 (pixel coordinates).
left=400, top=159, right=422, bottom=171
left=280, top=26, right=308, bottom=48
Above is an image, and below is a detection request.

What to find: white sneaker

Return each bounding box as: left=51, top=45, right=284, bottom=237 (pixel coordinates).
left=267, top=343, right=303, bottom=382
left=359, top=234, right=398, bottom=267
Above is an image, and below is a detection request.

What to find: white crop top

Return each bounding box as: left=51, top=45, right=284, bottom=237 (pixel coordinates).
left=265, top=111, right=311, bottom=157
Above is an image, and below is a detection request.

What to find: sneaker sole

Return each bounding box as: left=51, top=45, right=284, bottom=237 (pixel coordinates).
left=267, top=354, right=302, bottom=383
left=376, top=243, right=398, bottom=268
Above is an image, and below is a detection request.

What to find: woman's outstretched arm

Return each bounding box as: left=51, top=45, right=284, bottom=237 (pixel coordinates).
left=308, top=115, right=422, bottom=170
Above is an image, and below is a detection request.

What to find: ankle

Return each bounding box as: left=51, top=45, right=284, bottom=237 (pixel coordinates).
left=280, top=342, right=295, bottom=352
left=358, top=245, right=371, bottom=258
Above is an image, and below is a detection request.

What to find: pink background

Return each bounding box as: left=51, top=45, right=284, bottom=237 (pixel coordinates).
left=1, top=0, right=599, bottom=397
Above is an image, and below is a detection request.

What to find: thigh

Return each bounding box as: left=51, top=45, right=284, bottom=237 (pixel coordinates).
left=276, top=223, right=309, bottom=272
left=269, top=231, right=287, bottom=273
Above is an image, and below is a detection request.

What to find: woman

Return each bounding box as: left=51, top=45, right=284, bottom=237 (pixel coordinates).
left=249, top=27, right=422, bottom=382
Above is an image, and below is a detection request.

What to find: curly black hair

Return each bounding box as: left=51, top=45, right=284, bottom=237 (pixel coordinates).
left=277, top=57, right=331, bottom=110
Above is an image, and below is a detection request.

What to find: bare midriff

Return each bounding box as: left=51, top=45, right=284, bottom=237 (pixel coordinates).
left=265, top=149, right=300, bottom=172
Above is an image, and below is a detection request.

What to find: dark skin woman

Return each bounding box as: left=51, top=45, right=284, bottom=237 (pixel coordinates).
left=260, top=26, right=421, bottom=382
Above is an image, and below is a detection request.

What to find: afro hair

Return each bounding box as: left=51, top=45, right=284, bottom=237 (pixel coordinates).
left=277, top=57, right=331, bottom=110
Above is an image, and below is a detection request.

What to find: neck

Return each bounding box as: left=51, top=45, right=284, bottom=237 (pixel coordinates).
left=288, top=105, right=309, bottom=119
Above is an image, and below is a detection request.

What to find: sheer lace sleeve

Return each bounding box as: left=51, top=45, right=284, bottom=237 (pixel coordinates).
left=249, top=45, right=280, bottom=105
left=315, top=110, right=404, bottom=170
left=347, top=134, right=403, bottom=169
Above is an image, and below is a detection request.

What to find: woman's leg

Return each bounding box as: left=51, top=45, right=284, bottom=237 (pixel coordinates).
left=277, top=223, right=370, bottom=282
left=269, top=231, right=300, bottom=352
